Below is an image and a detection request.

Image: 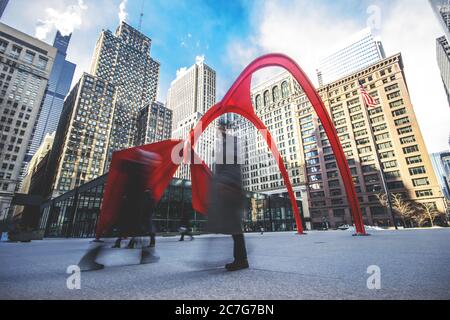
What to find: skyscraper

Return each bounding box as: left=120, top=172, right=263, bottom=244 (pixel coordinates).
left=46, top=22, right=161, bottom=197
left=430, top=151, right=450, bottom=200
left=0, top=0, right=8, bottom=19
left=167, top=57, right=216, bottom=179
left=237, top=72, right=310, bottom=227
left=27, top=31, right=76, bottom=165
left=46, top=73, right=116, bottom=197
left=437, top=36, right=450, bottom=105
left=430, top=0, right=450, bottom=40
left=90, top=22, right=160, bottom=163
left=0, top=23, right=56, bottom=219
left=136, top=101, right=172, bottom=146
left=300, top=54, right=444, bottom=228
left=316, top=28, right=386, bottom=86
left=430, top=1, right=450, bottom=106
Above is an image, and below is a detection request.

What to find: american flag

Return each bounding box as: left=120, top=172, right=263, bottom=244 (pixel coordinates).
left=359, top=80, right=377, bottom=108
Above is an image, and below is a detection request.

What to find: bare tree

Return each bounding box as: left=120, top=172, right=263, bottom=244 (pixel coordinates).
left=378, top=193, right=416, bottom=227
left=415, top=203, right=441, bottom=227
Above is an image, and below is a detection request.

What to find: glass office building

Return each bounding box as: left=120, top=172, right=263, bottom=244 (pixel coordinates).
left=316, top=28, right=385, bottom=86
left=39, top=175, right=303, bottom=238
left=28, top=31, right=76, bottom=159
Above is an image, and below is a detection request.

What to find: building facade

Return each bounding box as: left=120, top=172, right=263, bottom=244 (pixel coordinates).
left=316, top=28, right=386, bottom=86
left=0, top=0, right=8, bottom=19
left=136, top=101, right=172, bottom=145
left=437, top=35, right=450, bottom=105
left=430, top=151, right=450, bottom=202
left=47, top=73, right=116, bottom=197
left=90, top=22, right=160, bottom=163
left=430, top=1, right=450, bottom=106
left=298, top=54, right=445, bottom=228
left=27, top=31, right=76, bottom=161
left=167, top=58, right=216, bottom=179
left=430, top=0, right=450, bottom=40
left=237, top=72, right=310, bottom=227
left=0, top=22, right=56, bottom=219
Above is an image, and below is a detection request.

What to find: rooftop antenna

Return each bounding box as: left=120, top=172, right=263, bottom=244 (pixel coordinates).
left=138, top=0, right=145, bottom=31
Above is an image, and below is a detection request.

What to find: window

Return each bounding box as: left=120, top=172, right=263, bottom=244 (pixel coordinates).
left=362, top=165, right=377, bottom=173
left=354, top=129, right=367, bottom=137
left=380, top=151, right=395, bottom=159
left=388, top=181, right=404, bottom=190
left=403, top=145, right=419, bottom=154
left=0, top=39, right=8, bottom=53
left=415, top=190, right=433, bottom=197
left=371, top=115, right=384, bottom=124
left=328, top=180, right=340, bottom=188
left=349, top=105, right=362, bottom=114
left=37, top=56, right=48, bottom=69
left=255, top=95, right=262, bottom=109
left=409, top=166, right=426, bottom=175
left=11, top=45, right=22, bottom=58
left=406, top=155, right=422, bottom=165
left=24, top=51, right=35, bottom=64
left=390, top=99, right=404, bottom=108
left=281, top=81, right=290, bottom=98
left=353, top=121, right=365, bottom=129
left=385, top=83, right=399, bottom=92
left=383, top=160, right=398, bottom=169
left=356, top=138, right=370, bottom=145
left=333, top=111, right=345, bottom=119
left=400, top=135, right=416, bottom=144
left=358, top=146, right=372, bottom=154
left=272, top=86, right=280, bottom=102
left=327, top=171, right=339, bottom=179
left=377, top=142, right=393, bottom=150
left=395, top=117, right=410, bottom=126
left=412, top=178, right=429, bottom=187
left=398, top=126, right=412, bottom=135
left=375, top=132, right=390, bottom=141
left=373, top=123, right=387, bottom=132
left=364, top=174, right=379, bottom=183
left=386, top=170, right=401, bottom=179
left=387, top=91, right=401, bottom=100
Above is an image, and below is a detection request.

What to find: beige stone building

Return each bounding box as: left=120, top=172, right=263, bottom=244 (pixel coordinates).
left=0, top=23, right=56, bottom=219
left=296, top=53, right=445, bottom=228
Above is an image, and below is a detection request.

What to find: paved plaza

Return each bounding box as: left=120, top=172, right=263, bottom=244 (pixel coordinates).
left=0, top=228, right=449, bottom=300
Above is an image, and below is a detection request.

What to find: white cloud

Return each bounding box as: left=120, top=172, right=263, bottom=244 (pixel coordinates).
left=226, top=0, right=450, bottom=152
left=195, top=54, right=205, bottom=65
left=176, top=67, right=188, bottom=79
left=118, top=0, right=128, bottom=23
left=34, top=0, right=88, bottom=40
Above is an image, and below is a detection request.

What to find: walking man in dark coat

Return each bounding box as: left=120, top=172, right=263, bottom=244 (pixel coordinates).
left=207, top=118, right=248, bottom=271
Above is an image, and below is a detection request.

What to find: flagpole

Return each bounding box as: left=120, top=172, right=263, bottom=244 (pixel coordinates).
left=360, top=81, right=398, bottom=230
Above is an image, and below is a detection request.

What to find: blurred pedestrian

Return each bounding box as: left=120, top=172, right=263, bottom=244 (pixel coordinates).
left=112, top=150, right=159, bottom=249
left=207, top=119, right=248, bottom=271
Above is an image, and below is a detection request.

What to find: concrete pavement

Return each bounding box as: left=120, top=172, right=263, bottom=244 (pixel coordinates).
left=0, top=228, right=449, bottom=300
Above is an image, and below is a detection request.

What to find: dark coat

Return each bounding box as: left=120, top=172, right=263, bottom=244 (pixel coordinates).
left=115, top=161, right=156, bottom=237
left=207, top=134, right=245, bottom=235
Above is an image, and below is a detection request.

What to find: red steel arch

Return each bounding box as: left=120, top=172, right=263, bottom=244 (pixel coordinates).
left=96, top=53, right=366, bottom=238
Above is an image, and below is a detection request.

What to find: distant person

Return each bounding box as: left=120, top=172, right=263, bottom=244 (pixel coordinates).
left=260, top=226, right=265, bottom=235
left=207, top=119, right=248, bottom=271
left=179, top=211, right=194, bottom=242
left=322, top=216, right=329, bottom=231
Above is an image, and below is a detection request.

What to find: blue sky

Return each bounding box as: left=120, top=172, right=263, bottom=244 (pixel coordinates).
left=2, top=0, right=449, bottom=152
